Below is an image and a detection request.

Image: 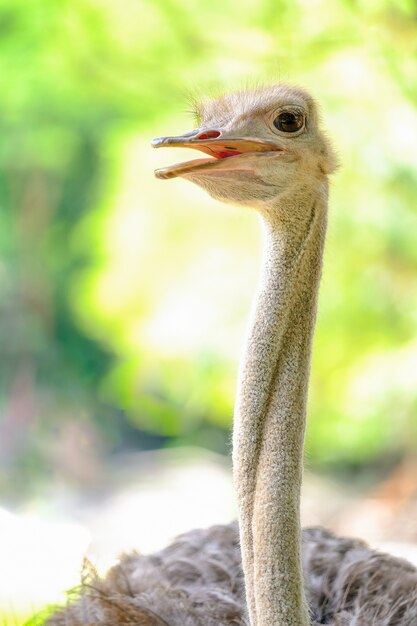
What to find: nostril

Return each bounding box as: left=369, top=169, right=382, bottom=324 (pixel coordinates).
left=195, top=130, right=221, bottom=140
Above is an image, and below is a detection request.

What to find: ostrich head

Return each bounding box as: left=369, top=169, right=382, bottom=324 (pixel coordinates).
left=152, top=84, right=336, bottom=212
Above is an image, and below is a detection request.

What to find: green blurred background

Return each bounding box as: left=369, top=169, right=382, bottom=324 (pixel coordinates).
left=1, top=0, right=417, bottom=620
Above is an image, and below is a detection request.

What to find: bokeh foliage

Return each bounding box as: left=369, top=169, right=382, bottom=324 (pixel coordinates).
left=1, top=0, right=417, bottom=498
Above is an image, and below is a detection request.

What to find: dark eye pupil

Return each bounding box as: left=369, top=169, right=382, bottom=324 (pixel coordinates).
left=273, top=111, right=304, bottom=133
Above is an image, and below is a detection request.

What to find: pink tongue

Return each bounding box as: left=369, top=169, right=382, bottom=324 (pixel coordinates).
left=194, top=143, right=243, bottom=159
left=201, top=143, right=242, bottom=159
left=212, top=147, right=242, bottom=159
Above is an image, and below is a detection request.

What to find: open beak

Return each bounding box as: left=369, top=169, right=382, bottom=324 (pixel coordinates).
left=152, top=129, right=284, bottom=179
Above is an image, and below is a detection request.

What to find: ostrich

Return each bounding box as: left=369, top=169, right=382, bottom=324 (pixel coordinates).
left=47, top=85, right=417, bottom=626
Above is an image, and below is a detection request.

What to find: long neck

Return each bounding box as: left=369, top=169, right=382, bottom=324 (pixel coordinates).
left=233, top=183, right=328, bottom=626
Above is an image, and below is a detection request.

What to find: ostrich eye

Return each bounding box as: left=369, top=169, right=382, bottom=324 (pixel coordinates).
left=273, top=111, right=304, bottom=133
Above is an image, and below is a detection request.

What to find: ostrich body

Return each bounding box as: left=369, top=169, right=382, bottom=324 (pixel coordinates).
left=48, top=85, right=417, bottom=625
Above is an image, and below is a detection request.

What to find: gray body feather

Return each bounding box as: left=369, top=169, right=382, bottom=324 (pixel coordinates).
left=48, top=522, right=417, bottom=625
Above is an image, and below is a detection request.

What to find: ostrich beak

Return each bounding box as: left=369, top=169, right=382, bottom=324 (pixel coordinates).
left=152, top=129, right=284, bottom=179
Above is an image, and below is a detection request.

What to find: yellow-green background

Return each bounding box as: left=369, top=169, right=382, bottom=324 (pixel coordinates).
left=1, top=0, right=417, bottom=622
